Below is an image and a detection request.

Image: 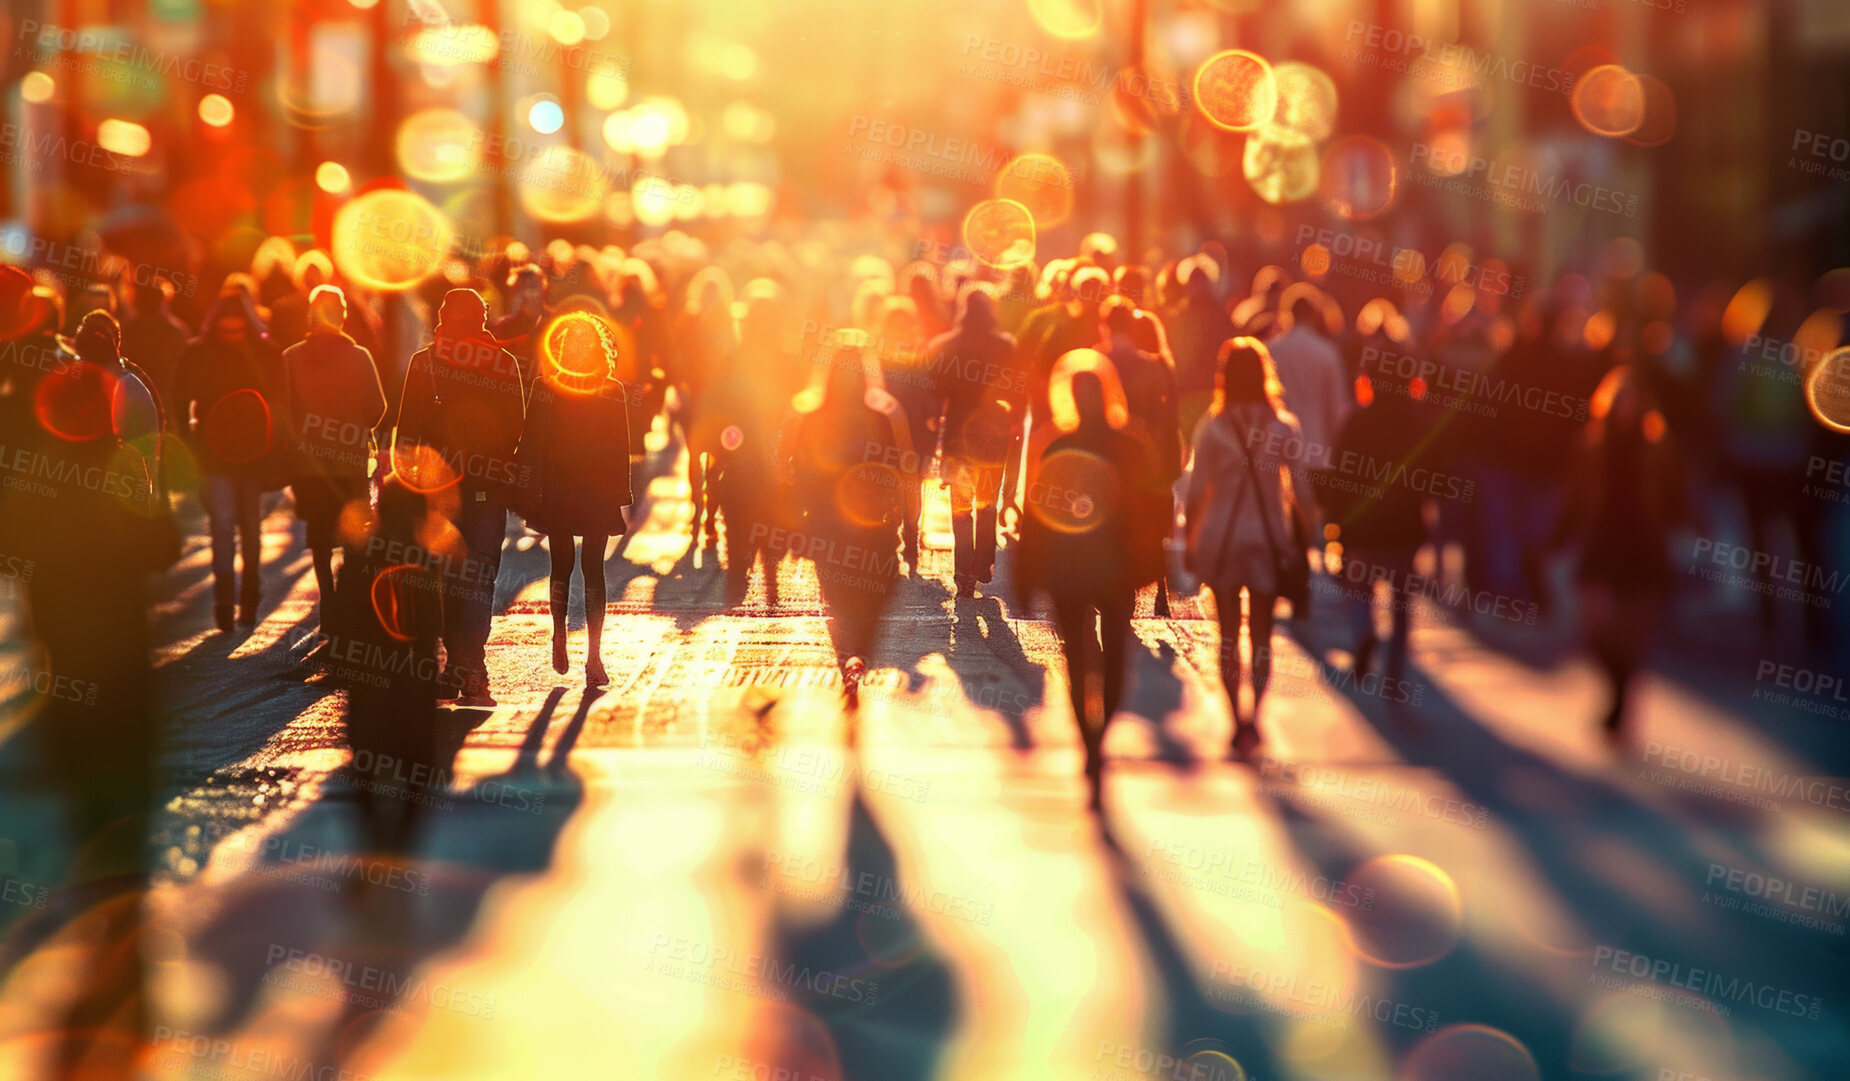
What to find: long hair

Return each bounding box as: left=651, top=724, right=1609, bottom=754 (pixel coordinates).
left=1211, top=336, right=1287, bottom=417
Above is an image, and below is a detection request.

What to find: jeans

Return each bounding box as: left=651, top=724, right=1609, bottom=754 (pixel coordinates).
left=442, top=481, right=509, bottom=676
left=201, top=473, right=263, bottom=612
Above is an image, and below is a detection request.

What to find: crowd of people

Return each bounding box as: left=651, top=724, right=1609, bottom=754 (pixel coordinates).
left=1, top=221, right=1845, bottom=821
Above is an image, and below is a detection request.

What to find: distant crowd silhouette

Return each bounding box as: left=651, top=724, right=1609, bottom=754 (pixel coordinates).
left=3, top=225, right=1846, bottom=827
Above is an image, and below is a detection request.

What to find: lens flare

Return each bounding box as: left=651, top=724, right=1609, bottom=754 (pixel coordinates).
left=539, top=310, right=618, bottom=396
left=1046, top=348, right=1130, bottom=432
left=34, top=364, right=117, bottom=442
left=1194, top=50, right=1277, bottom=132
left=1028, top=448, right=1119, bottom=535
left=962, top=199, right=1036, bottom=269
left=371, top=564, right=436, bottom=642
left=995, top=154, right=1076, bottom=228
left=200, top=389, right=274, bottom=464
left=1572, top=65, right=1646, bottom=138
left=332, top=189, right=455, bottom=292
left=389, top=439, right=460, bottom=494
left=834, top=462, right=904, bottom=529
left=1179, top=110, right=1246, bottom=177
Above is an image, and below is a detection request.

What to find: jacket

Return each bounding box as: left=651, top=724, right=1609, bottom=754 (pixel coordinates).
left=281, top=327, right=386, bottom=479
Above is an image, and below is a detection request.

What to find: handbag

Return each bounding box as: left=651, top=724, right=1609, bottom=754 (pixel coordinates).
left=1233, top=420, right=1310, bottom=609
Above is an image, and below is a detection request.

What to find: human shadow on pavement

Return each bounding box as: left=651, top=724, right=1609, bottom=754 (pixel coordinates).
left=762, top=782, right=960, bottom=1081
left=1094, top=815, right=1284, bottom=1081
left=164, top=685, right=594, bottom=1073
left=828, top=592, right=1041, bottom=751
left=1296, top=648, right=1849, bottom=1078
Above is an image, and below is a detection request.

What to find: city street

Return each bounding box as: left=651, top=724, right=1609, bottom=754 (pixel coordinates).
left=7, top=441, right=1841, bottom=1081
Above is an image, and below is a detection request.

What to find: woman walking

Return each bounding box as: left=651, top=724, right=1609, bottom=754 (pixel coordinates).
left=520, top=314, right=634, bottom=687
left=1184, top=338, right=1313, bottom=758
left=1017, top=352, right=1165, bottom=811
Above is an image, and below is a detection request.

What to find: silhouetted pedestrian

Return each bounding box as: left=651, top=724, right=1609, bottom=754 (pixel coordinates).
left=174, top=290, right=287, bottom=631
left=393, top=288, right=528, bottom=707
left=519, top=314, right=633, bottom=687
left=927, top=286, right=1020, bottom=597
left=1018, top=355, right=1166, bottom=810
left=280, top=285, right=385, bottom=633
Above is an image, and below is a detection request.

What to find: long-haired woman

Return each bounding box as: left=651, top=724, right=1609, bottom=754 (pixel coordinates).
left=522, top=314, right=633, bottom=687
left=1017, top=350, right=1166, bottom=811
left=1184, top=337, right=1314, bottom=758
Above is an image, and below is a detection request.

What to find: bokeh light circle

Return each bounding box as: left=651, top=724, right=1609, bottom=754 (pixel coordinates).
left=539, top=310, right=618, bottom=396
left=1194, top=50, right=1278, bottom=132
left=1271, top=61, right=1338, bottom=141
left=396, top=108, right=484, bottom=183
left=1243, top=126, right=1320, bottom=204
left=528, top=98, right=565, bottom=134
left=1029, top=0, right=1103, bottom=40
left=835, top=462, right=904, bottom=529
left=1340, top=854, right=1463, bottom=968
left=996, top=154, right=1076, bottom=228
left=962, top=199, right=1037, bottom=269
left=1399, top=1024, right=1540, bottom=1081
left=1625, top=73, right=1677, bottom=147
left=1806, top=347, right=1850, bottom=432
left=198, top=94, right=235, bottom=127
left=1320, top=136, right=1398, bottom=220
left=517, top=146, right=609, bottom=223
left=332, top=189, right=455, bottom=292
left=1028, top=448, right=1119, bottom=535
left=315, top=161, right=353, bottom=194
left=21, top=72, right=55, bottom=103
left=1572, top=65, right=1646, bottom=138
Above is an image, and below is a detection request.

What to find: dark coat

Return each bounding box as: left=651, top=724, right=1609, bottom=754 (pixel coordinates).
left=927, top=291, right=1022, bottom=468
left=1017, top=421, right=1167, bottom=607
left=518, top=376, right=633, bottom=536
left=1328, top=392, right=1433, bottom=558
left=394, top=333, right=527, bottom=494
left=281, top=327, right=386, bottom=480
left=173, top=333, right=288, bottom=485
